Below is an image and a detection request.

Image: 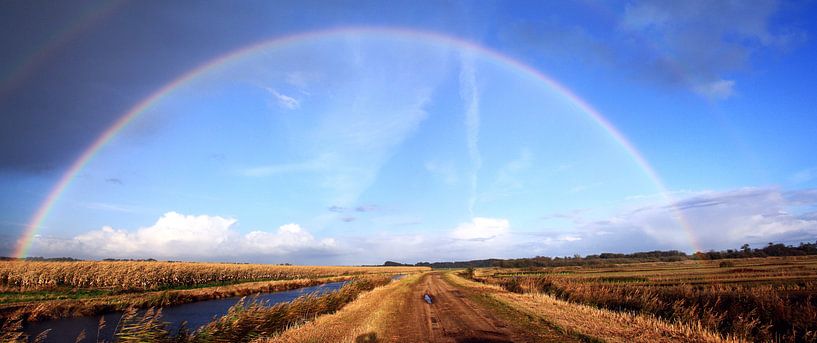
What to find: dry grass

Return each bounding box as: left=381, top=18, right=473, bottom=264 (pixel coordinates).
left=2, top=276, right=396, bottom=343
left=0, top=262, right=425, bottom=327
left=446, top=272, right=740, bottom=343
left=0, top=261, right=425, bottom=292
left=472, top=256, right=817, bottom=342
left=259, top=274, right=422, bottom=343
left=1, top=276, right=355, bottom=324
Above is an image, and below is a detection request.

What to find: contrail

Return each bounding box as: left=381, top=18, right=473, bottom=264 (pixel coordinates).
left=459, top=52, right=481, bottom=216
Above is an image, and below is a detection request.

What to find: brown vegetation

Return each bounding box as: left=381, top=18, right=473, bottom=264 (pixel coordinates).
left=0, top=261, right=425, bottom=292
left=471, top=256, right=817, bottom=342
left=448, top=272, right=739, bottom=343
left=0, top=261, right=425, bottom=329
left=2, top=276, right=393, bottom=342
left=1, top=276, right=353, bottom=324
left=119, top=276, right=391, bottom=342
left=264, top=274, right=421, bottom=342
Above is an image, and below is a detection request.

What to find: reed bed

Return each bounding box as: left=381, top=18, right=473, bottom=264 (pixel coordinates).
left=2, top=276, right=392, bottom=342
left=472, top=256, right=817, bottom=342
left=0, top=261, right=424, bottom=292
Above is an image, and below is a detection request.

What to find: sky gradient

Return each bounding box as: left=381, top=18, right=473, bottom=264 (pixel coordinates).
left=1, top=0, right=816, bottom=265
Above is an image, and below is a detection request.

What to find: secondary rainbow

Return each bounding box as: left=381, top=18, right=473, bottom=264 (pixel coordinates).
left=14, top=27, right=700, bottom=258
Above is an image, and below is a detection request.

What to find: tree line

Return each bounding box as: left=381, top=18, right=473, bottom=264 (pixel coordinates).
left=383, top=240, right=817, bottom=269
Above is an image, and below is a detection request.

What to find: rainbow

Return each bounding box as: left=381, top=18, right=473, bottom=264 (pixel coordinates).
left=13, top=27, right=700, bottom=258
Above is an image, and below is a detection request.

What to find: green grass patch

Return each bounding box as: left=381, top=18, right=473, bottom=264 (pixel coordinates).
left=0, top=288, right=112, bottom=303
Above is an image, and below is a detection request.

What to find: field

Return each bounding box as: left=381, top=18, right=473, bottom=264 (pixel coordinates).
left=0, top=260, right=425, bottom=341
left=469, top=256, right=817, bottom=342
left=0, top=261, right=424, bottom=293
left=3, top=257, right=817, bottom=342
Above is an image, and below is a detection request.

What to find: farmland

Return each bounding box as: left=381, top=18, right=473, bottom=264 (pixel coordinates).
left=2, top=256, right=817, bottom=342
left=0, top=260, right=424, bottom=341
left=468, top=256, right=817, bottom=342
left=0, top=261, right=423, bottom=293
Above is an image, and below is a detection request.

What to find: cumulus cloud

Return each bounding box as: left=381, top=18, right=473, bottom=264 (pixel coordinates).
left=542, top=187, right=817, bottom=255
left=28, top=189, right=817, bottom=264
left=283, top=187, right=817, bottom=264
left=450, top=217, right=509, bottom=241
left=352, top=188, right=817, bottom=263
left=265, top=87, right=300, bottom=110
left=29, top=212, right=337, bottom=260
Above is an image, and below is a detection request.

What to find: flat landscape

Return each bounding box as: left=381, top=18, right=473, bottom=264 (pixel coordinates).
left=3, top=255, right=816, bottom=342
left=3, top=2, right=817, bottom=343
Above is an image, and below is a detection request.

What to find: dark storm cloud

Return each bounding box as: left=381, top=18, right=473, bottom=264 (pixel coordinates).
left=0, top=1, right=371, bottom=173
left=0, top=0, right=500, bottom=174
left=0, top=233, right=16, bottom=257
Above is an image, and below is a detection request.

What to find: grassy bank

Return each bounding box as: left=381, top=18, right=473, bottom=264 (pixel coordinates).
left=6, top=276, right=394, bottom=343
left=263, top=273, right=422, bottom=342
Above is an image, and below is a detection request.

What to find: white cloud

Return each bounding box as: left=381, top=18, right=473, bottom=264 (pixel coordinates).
left=565, top=187, right=817, bottom=253
left=570, top=182, right=603, bottom=194
left=243, top=224, right=336, bottom=255
left=693, top=79, right=735, bottom=99
left=618, top=0, right=794, bottom=99
left=489, top=149, right=534, bottom=197
left=285, top=71, right=314, bottom=90
left=265, top=87, right=300, bottom=110
left=30, top=212, right=337, bottom=260
left=424, top=161, right=459, bottom=185
left=506, top=1, right=802, bottom=100
left=450, top=217, right=509, bottom=241
left=82, top=202, right=140, bottom=213
left=792, top=168, right=817, bottom=184
left=238, top=154, right=332, bottom=177
left=459, top=52, right=481, bottom=215
left=32, top=188, right=817, bottom=264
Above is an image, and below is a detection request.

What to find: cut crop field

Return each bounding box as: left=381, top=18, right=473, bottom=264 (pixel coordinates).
left=469, top=256, right=817, bottom=342
left=3, top=257, right=816, bottom=342
left=0, top=261, right=425, bottom=294
left=0, top=260, right=425, bottom=338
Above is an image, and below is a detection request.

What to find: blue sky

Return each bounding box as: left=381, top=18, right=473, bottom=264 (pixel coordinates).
left=1, top=0, right=816, bottom=264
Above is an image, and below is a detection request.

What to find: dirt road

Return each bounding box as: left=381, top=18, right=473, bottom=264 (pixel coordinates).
left=387, top=272, right=574, bottom=343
